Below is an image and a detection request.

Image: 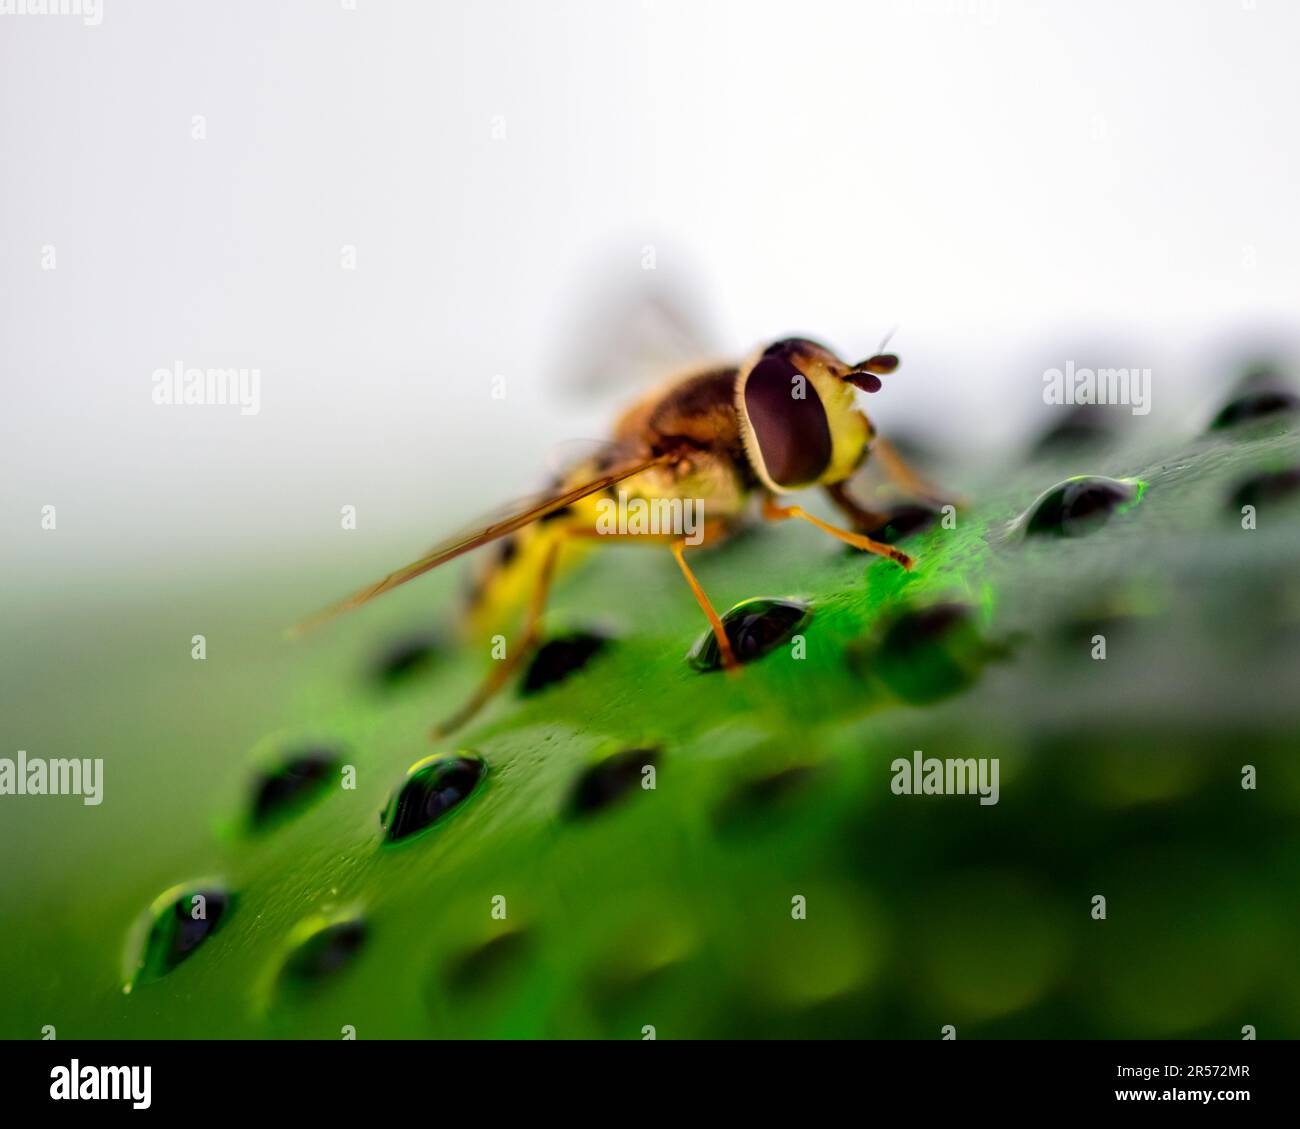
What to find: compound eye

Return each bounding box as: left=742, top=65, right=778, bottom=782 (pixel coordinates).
left=741, top=353, right=833, bottom=489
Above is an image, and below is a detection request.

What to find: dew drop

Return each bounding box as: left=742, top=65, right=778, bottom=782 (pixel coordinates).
left=371, top=632, right=439, bottom=688
left=249, top=747, right=340, bottom=831
left=715, top=764, right=821, bottom=831
left=863, top=503, right=940, bottom=544
left=855, top=602, right=1001, bottom=704
left=1231, top=466, right=1300, bottom=511
left=1030, top=404, right=1117, bottom=456
left=382, top=752, right=486, bottom=843
left=589, top=919, right=695, bottom=1017
left=688, top=597, right=811, bottom=672
left=882, top=601, right=969, bottom=645
left=1022, top=475, right=1141, bottom=538
left=568, top=747, right=659, bottom=817
left=125, top=883, right=234, bottom=989
left=521, top=632, right=608, bottom=693
left=445, top=929, right=532, bottom=994
left=1210, top=387, right=1298, bottom=430
left=279, top=916, right=367, bottom=989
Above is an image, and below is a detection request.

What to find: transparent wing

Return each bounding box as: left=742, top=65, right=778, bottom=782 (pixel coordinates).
left=549, top=258, right=720, bottom=401
left=287, top=450, right=669, bottom=638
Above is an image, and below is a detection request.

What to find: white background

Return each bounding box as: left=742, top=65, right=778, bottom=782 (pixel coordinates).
left=3, top=0, right=1298, bottom=585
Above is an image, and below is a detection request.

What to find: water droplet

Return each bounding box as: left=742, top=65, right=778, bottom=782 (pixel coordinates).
left=279, top=916, right=367, bottom=989
left=124, top=883, right=234, bottom=989
left=1231, top=466, right=1300, bottom=510
left=371, top=632, right=439, bottom=688
left=715, top=764, right=821, bottom=831
left=588, top=918, right=695, bottom=1017
left=521, top=632, right=608, bottom=693
left=688, top=597, right=811, bottom=671
left=863, top=503, right=940, bottom=544
left=854, top=602, right=1002, bottom=704
left=1030, top=404, right=1116, bottom=456
left=568, top=747, right=659, bottom=817
left=1210, top=384, right=1298, bottom=430
left=382, top=752, right=486, bottom=843
left=445, top=930, right=532, bottom=994
left=249, top=748, right=339, bottom=831
left=1054, top=606, right=1140, bottom=651
left=1022, top=475, right=1141, bottom=537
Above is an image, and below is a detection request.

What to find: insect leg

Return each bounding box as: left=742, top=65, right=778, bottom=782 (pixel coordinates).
left=762, top=495, right=914, bottom=569
left=670, top=536, right=738, bottom=672
left=430, top=534, right=564, bottom=740
left=871, top=437, right=954, bottom=508
left=563, top=520, right=741, bottom=671
left=823, top=480, right=892, bottom=532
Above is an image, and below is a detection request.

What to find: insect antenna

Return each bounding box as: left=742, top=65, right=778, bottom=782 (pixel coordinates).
left=843, top=326, right=901, bottom=392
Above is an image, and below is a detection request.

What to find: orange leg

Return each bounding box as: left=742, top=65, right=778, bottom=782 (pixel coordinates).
left=570, top=520, right=740, bottom=672
left=824, top=480, right=891, bottom=532
left=762, top=494, right=914, bottom=569
left=431, top=536, right=563, bottom=740
left=872, top=437, right=955, bottom=508
left=670, top=537, right=738, bottom=672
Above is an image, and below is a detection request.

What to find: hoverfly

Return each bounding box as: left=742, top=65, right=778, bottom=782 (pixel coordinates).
left=293, top=336, right=941, bottom=737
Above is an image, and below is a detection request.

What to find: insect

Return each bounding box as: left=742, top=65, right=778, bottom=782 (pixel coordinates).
left=293, top=336, right=944, bottom=736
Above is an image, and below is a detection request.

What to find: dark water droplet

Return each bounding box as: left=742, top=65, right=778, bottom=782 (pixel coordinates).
left=855, top=602, right=999, bottom=704
left=863, top=503, right=940, bottom=544
left=590, top=951, right=689, bottom=1019
left=1055, top=608, right=1139, bottom=651
left=371, top=633, right=439, bottom=688
left=1022, top=475, right=1141, bottom=537
left=382, top=753, right=486, bottom=843
left=568, top=747, right=659, bottom=817
left=1231, top=466, right=1300, bottom=510
left=520, top=632, right=608, bottom=693
left=1030, top=404, right=1116, bottom=456
left=280, top=917, right=367, bottom=988
left=249, top=748, right=339, bottom=831
left=715, top=764, right=821, bottom=831
left=688, top=597, right=811, bottom=672
left=888, top=602, right=969, bottom=643
left=1210, top=387, right=1299, bottom=430
left=445, top=930, right=532, bottom=993
left=127, top=885, right=234, bottom=987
